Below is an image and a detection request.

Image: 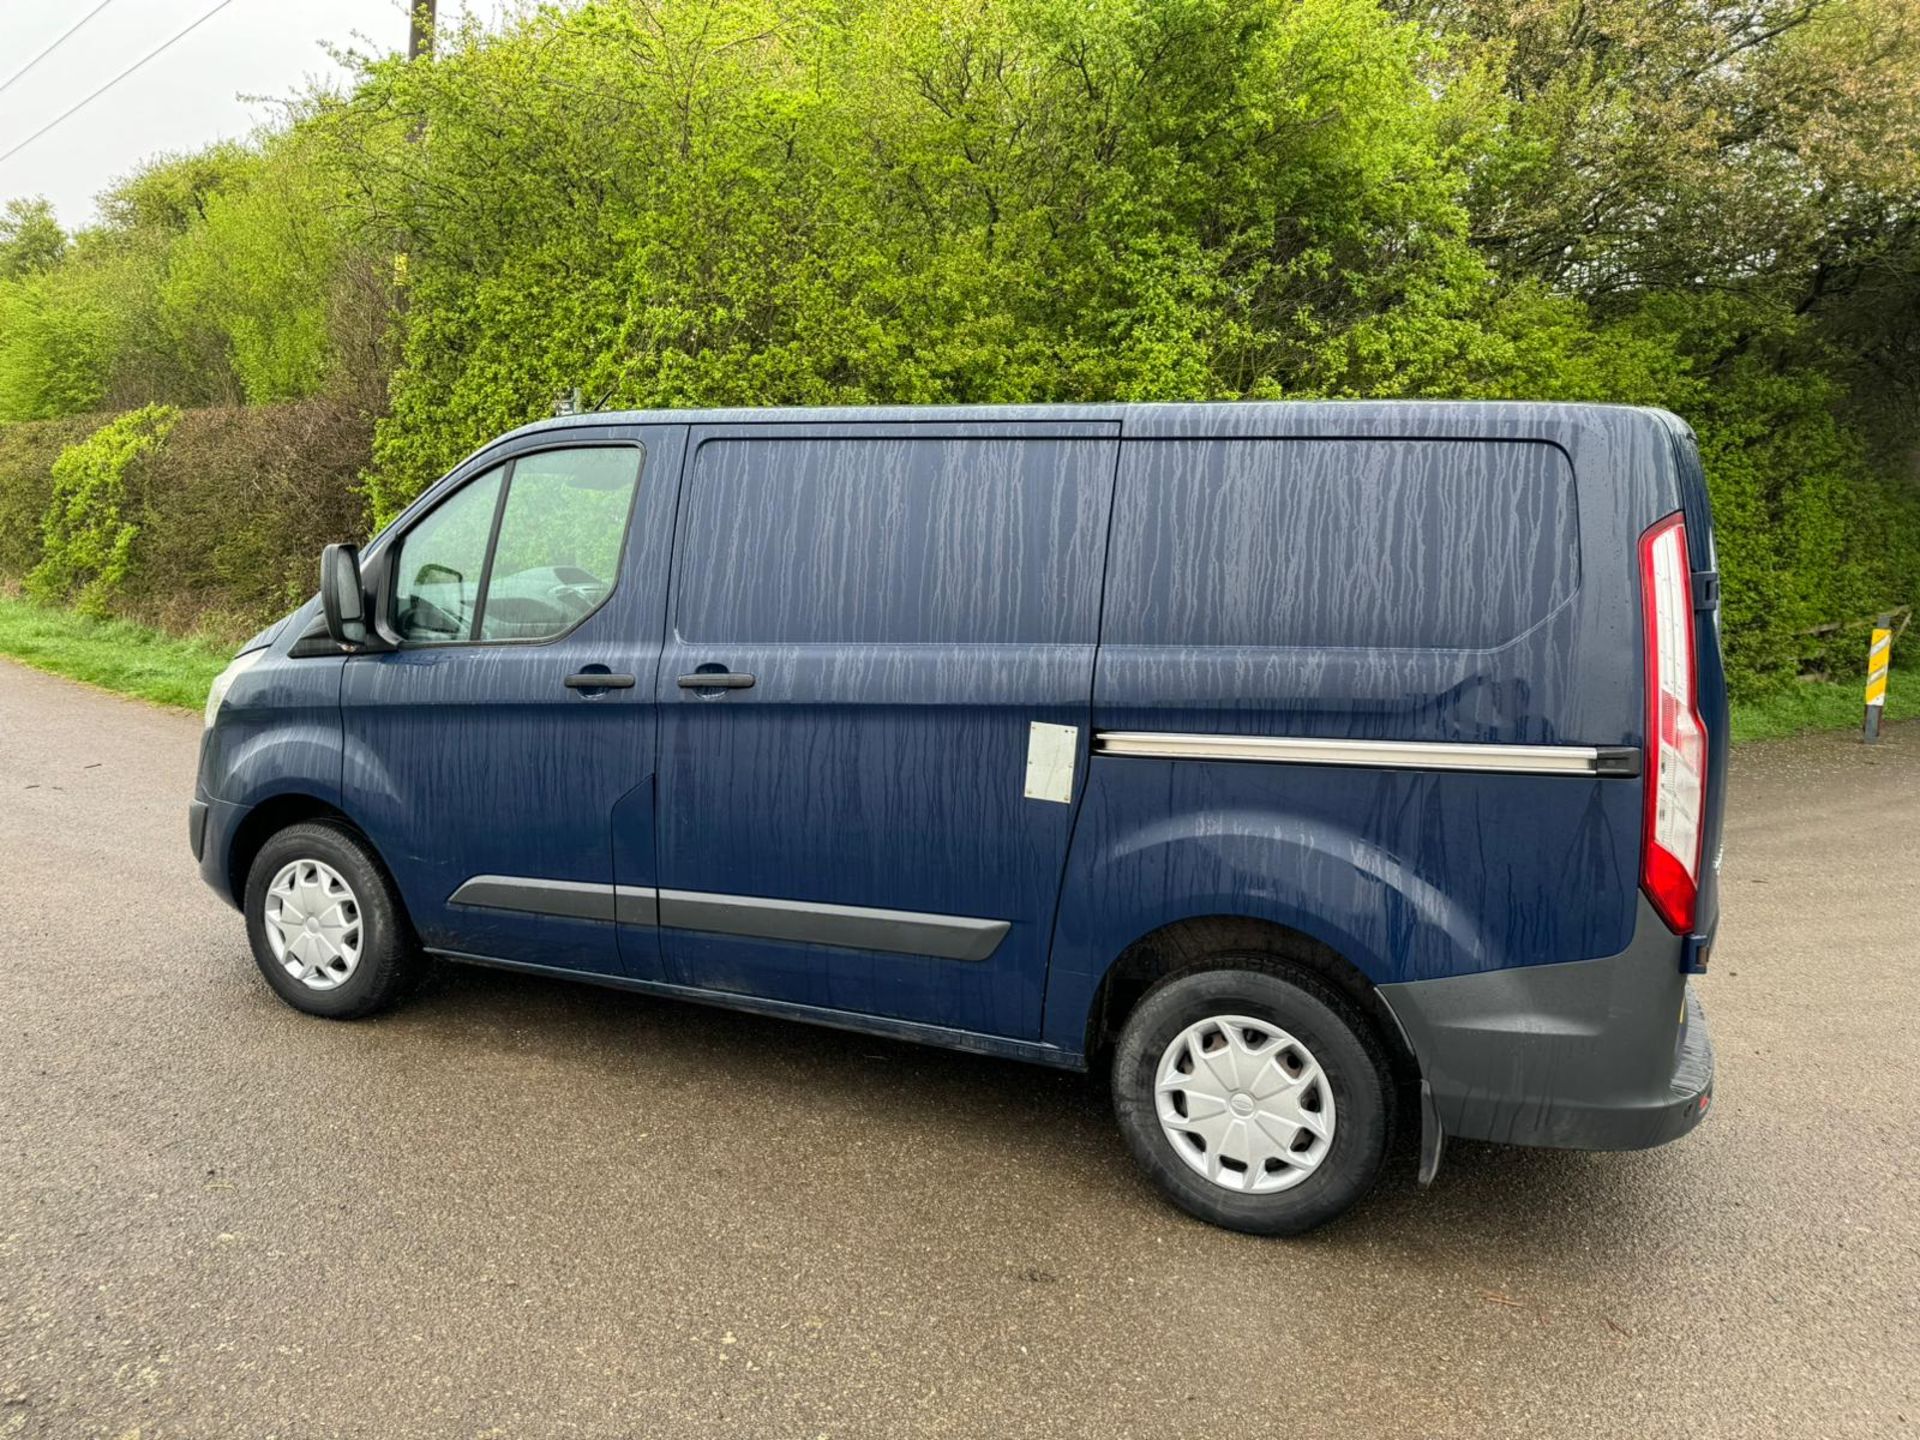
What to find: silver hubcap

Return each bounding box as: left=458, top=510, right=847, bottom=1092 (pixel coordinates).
left=262, top=859, right=362, bottom=991
left=1155, top=1014, right=1336, bottom=1193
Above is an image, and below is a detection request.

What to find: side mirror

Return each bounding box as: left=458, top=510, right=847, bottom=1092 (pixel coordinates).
left=320, top=543, right=369, bottom=648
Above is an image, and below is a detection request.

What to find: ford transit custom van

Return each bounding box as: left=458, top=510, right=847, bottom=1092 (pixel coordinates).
left=191, top=403, right=1722, bottom=1234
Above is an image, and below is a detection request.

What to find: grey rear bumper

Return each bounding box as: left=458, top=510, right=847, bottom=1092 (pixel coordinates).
left=188, top=799, right=209, bottom=862
left=1379, top=899, right=1714, bottom=1152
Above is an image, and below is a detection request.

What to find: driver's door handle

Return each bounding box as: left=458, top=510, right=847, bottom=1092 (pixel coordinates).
left=564, top=672, right=636, bottom=690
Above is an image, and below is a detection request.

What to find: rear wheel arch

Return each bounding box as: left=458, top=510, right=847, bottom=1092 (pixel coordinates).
left=1084, top=914, right=1419, bottom=1090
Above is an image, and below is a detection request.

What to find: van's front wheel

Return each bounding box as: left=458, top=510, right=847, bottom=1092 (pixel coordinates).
left=243, top=820, right=420, bottom=1019
left=1112, top=964, right=1393, bottom=1235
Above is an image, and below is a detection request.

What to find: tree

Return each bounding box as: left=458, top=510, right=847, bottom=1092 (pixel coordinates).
left=0, top=197, right=65, bottom=279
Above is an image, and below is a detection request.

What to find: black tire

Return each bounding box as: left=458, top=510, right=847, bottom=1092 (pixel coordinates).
left=242, top=820, right=421, bottom=1020
left=1112, top=961, right=1394, bottom=1235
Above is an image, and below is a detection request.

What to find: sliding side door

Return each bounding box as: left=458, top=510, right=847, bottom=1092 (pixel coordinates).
left=653, top=422, right=1118, bottom=1039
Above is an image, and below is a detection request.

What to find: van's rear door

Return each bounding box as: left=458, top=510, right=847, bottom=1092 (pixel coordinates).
left=653, top=421, right=1119, bottom=1040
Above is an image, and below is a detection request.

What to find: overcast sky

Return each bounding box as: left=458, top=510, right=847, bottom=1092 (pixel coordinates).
left=0, top=1, right=487, bottom=229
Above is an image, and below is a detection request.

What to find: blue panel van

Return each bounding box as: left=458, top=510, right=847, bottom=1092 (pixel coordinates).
left=191, top=403, right=1722, bottom=1234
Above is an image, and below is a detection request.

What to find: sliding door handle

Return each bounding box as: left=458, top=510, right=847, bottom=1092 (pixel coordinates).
left=677, top=671, right=756, bottom=690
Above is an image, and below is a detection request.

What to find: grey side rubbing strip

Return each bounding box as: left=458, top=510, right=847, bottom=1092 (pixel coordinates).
left=614, top=885, right=658, bottom=926
left=444, top=877, right=1001, bottom=959
left=449, top=876, right=662, bottom=924
left=448, top=875, right=621, bottom=922
left=658, top=890, right=1009, bottom=962
left=1093, top=732, right=1641, bottom=777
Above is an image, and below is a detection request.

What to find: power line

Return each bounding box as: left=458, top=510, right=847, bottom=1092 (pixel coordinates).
left=0, top=0, right=244, bottom=170
left=0, top=0, right=124, bottom=99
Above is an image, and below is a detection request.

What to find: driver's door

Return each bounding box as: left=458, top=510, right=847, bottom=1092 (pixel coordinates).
left=341, top=427, right=683, bottom=981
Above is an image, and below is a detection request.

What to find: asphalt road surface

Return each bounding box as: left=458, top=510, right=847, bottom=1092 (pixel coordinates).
left=2, top=659, right=1916, bottom=1439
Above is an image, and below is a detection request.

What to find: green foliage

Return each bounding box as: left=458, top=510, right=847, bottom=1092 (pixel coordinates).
left=28, top=405, right=180, bottom=616
left=0, top=141, right=387, bottom=422
left=351, top=0, right=1526, bottom=514
left=0, top=413, right=96, bottom=579
left=114, top=400, right=372, bottom=634
left=0, top=264, right=119, bottom=420
left=159, top=126, right=384, bottom=405
left=0, top=198, right=65, bottom=279
left=0, top=399, right=371, bottom=638
left=97, top=143, right=255, bottom=234
left=1729, top=678, right=1919, bottom=744
left=0, top=164, right=225, bottom=422
left=0, top=0, right=1914, bottom=699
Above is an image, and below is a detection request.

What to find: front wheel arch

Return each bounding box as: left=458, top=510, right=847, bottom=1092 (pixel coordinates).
left=226, top=794, right=385, bottom=912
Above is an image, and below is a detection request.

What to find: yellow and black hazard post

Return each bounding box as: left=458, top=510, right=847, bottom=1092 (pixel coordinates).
left=1864, top=614, right=1892, bottom=743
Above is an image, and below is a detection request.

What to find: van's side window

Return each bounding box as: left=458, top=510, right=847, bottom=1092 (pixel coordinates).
left=1104, top=439, right=1578, bottom=651
left=391, top=447, right=643, bottom=645
left=479, top=448, right=641, bottom=641
left=392, top=465, right=503, bottom=643
left=675, top=436, right=1110, bottom=644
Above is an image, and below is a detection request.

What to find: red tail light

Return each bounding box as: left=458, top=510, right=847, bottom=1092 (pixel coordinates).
left=1639, top=512, right=1707, bottom=932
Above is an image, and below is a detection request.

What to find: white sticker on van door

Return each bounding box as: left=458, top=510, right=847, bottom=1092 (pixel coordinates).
left=1025, top=722, right=1079, bottom=804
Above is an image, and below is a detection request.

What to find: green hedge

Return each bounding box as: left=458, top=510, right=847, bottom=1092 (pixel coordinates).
left=0, top=413, right=93, bottom=580
left=0, top=400, right=372, bottom=640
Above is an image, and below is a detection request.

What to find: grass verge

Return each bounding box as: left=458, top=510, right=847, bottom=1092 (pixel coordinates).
left=1728, top=679, right=1914, bottom=743
left=0, top=593, right=232, bottom=710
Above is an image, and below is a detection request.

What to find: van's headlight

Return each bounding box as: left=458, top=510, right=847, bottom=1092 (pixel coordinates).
left=204, top=649, right=266, bottom=730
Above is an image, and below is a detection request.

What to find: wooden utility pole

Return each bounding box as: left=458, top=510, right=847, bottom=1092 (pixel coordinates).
left=408, top=0, right=437, bottom=60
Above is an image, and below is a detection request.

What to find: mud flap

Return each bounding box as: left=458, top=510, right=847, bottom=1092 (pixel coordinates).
left=1417, top=1079, right=1446, bottom=1186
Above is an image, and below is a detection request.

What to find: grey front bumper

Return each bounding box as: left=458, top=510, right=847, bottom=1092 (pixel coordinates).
left=1379, top=899, right=1714, bottom=1152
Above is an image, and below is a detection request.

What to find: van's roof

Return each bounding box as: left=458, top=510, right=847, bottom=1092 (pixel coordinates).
left=492, top=400, right=1687, bottom=447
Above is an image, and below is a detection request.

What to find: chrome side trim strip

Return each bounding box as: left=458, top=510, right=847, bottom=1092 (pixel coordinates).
left=1093, top=732, right=1639, bottom=777
left=445, top=877, right=1006, bottom=960
left=658, top=890, right=1009, bottom=962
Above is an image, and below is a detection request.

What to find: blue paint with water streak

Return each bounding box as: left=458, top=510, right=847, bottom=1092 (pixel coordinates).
left=196, top=402, right=1726, bottom=1066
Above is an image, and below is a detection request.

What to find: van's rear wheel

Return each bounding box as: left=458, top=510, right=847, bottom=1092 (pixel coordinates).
left=243, top=821, right=420, bottom=1019
left=1112, top=963, right=1392, bottom=1235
